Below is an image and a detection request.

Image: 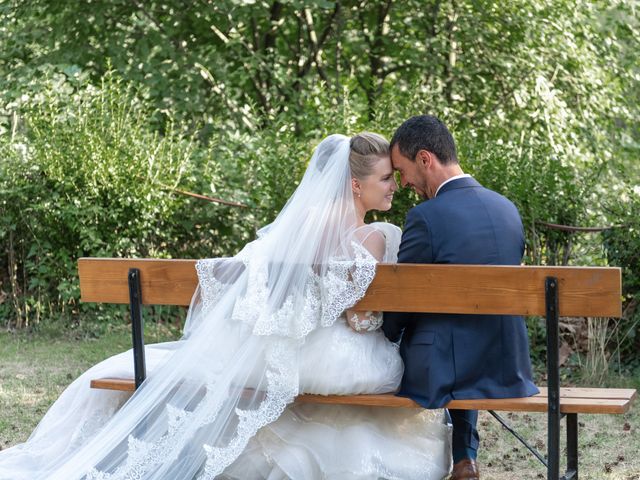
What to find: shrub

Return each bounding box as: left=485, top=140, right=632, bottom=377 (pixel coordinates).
left=603, top=188, right=640, bottom=367
left=0, top=70, right=204, bottom=328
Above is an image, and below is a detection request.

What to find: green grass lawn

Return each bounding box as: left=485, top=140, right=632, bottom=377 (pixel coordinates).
left=1, top=327, right=638, bottom=479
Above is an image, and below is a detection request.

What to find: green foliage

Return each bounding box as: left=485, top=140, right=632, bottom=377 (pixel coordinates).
left=0, top=0, right=639, bottom=371
left=602, top=188, right=640, bottom=362
left=459, top=131, right=593, bottom=266
left=0, top=70, right=213, bottom=328
left=604, top=189, right=640, bottom=297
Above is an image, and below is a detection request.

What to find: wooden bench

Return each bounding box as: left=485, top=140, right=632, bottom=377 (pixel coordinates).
left=78, top=258, right=635, bottom=480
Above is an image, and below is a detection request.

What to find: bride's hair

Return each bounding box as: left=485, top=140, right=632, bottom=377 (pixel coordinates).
left=349, top=132, right=389, bottom=179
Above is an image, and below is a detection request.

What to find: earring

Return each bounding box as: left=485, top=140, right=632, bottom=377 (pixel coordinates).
left=357, top=193, right=361, bottom=198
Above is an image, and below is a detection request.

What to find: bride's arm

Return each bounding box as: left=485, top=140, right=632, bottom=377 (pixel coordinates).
left=346, top=228, right=385, bottom=333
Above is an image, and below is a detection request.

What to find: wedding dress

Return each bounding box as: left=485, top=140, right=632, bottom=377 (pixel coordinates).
left=0, top=135, right=450, bottom=480
left=221, top=223, right=452, bottom=480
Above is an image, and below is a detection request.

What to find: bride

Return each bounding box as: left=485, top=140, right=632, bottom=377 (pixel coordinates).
left=0, top=133, right=451, bottom=479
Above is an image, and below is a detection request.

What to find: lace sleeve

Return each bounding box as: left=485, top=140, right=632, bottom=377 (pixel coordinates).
left=344, top=225, right=391, bottom=332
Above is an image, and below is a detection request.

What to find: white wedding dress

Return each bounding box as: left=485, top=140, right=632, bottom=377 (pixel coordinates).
left=0, top=224, right=450, bottom=480
left=0, top=135, right=450, bottom=480
left=222, top=223, right=452, bottom=480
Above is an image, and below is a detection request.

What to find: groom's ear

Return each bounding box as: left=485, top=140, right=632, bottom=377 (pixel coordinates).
left=416, top=150, right=433, bottom=169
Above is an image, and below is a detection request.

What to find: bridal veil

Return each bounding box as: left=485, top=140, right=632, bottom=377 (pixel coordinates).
left=6, top=134, right=385, bottom=479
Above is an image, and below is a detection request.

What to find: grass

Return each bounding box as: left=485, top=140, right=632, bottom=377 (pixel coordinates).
left=477, top=407, right=640, bottom=479
left=0, top=322, right=177, bottom=450
left=1, top=326, right=639, bottom=479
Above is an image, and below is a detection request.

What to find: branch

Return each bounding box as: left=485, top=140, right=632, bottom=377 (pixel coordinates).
left=195, top=62, right=254, bottom=128
left=370, top=0, right=393, bottom=77
left=263, top=1, right=283, bottom=52
left=428, top=0, right=442, bottom=39
left=316, top=1, right=341, bottom=48
left=536, top=220, right=618, bottom=233
left=301, top=8, right=330, bottom=85
left=443, top=0, right=458, bottom=103
left=356, top=74, right=370, bottom=93
left=380, top=62, right=410, bottom=78
left=211, top=14, right=289, bottom=111
left=245, top=65, right=271, bottom=112
left=166, top=186, right=248, bottom=208
left=375, top=0, right=393, bottom=39
left=297, top=3, right=340, bottom=79
left=424, top=0, right=443, bottom=86
left=250, top=15, right=261, bottom=51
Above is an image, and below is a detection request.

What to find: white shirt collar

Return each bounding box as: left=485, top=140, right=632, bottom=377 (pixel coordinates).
left=435, top=174, right=472, bottom=197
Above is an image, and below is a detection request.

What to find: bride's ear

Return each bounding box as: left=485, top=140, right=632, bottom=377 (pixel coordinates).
left=351, top=177, right=361, bottom=197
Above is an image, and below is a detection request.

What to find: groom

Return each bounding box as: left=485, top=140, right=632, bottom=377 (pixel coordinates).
left=383, top=115, right=538, bottom=480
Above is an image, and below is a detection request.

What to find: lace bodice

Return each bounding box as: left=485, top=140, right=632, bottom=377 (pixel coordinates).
left=346, top=222, right=401, bottom=333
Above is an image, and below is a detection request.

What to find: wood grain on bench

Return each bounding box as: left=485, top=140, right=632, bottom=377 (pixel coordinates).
left=78, top=258, right=621, bottom=317
left=89, top=378, right=635, bottom=415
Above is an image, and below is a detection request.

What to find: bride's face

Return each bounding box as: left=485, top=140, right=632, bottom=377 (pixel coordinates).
left=357, top=156, right=397, bottom=212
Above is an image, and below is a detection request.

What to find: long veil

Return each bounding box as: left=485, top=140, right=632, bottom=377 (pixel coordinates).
left=35, top=134, right=379, bottom=479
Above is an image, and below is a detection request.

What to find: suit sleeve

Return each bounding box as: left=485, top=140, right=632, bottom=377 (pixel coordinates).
left=382, top=207, right=433, bottom=342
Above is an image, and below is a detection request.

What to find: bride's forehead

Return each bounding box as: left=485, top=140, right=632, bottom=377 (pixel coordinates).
left=369, top=156, right=393, bottom=175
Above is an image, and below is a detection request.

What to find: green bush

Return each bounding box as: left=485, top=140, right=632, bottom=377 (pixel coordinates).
left=0, top=66, right=637, bottom=375
left=0, top=71, right=212, bottom=328
left=603, top=188, right=640, bottom=367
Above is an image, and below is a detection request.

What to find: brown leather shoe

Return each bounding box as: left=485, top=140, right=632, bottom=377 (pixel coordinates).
left=448, top=458, right=480, bottom=480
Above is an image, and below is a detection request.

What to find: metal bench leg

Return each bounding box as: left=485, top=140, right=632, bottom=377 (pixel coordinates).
left=128, top=268, right=146, bottom=389
left=546, top=277, right=560, bottom=480
left=563, top=413, right=578, bottom=479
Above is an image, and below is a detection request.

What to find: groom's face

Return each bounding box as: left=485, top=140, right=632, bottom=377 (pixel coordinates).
left=391, top=145, right=430, bottom=199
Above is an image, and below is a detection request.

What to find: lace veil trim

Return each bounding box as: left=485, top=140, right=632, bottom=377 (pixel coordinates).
left=85, top=241, right=378, bottom=479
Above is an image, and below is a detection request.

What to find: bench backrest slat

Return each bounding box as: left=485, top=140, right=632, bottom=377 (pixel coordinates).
left=78, top=258, right=622, bottom=317
left=79, top=258, right=197, bottom=306
left=356, top=264, right=621, bottom=317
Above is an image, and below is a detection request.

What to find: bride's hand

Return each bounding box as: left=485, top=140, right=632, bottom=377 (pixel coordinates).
left=346, top=309, right=383, bottom=333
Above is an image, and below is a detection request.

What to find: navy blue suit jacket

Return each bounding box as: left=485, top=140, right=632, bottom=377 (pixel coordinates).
left=383, top=176, right=539, bottom=408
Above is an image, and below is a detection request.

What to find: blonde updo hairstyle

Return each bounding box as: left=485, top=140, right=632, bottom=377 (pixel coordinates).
left=349, top=132, right=390, bottom=180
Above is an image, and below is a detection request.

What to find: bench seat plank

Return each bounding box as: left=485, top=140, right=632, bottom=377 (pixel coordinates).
left=90, top=378, right=635, bottom=414
left=446, top=397, right=631, bottom=414
left=535, top=387, right=637, bottom=400
left=300, top=393, right=634, bottom=414
left=90, top=378, right=137, bottom=392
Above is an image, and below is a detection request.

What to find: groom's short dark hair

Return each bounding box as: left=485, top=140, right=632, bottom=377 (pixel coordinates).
left=390, top=115, right=458, bottom=165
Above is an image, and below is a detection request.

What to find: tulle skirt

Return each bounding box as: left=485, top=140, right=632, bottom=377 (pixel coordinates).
left=222, top=404, right=451, bottom=480
left=223, top=319, right=452, bottom=479
left=0, top=320, right=451, bottom=480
